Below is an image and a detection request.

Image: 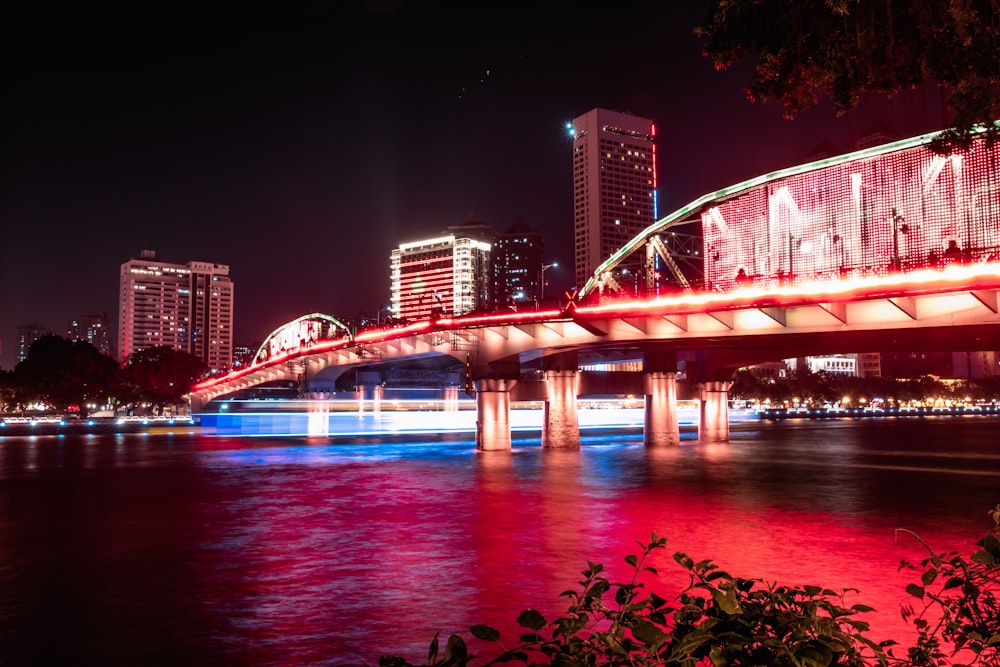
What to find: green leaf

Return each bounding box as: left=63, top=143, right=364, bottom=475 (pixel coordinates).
left=624, top=554, right=638, bottom=568
left=906, top=584, right=925, bottom=599
left=427, top=630, right=440, bottom=665
left=631, top=619, right=665, bottom=646
left=851, top=603, right=876, bottom=613
left=921, top=567, right=939, bottom=585
left=709, top=586, right=742, bottom=615
left=971, top=549, right=996, bottom=565
left=491, top=650, right=528, bottom=664
left=516, top=608, right=547, bottom=632
left=470, top=624, right=500, bottom=642
left=648, top=592, right=668, bottom=609
left=443, top=634, right=468, bottom=664
left=793, top=644, right=834, bottom=667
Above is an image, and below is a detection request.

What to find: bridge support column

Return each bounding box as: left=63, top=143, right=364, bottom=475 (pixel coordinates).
left=644, top=371, right=680, bottom=446
left=542, top=370, right=580, bottom=448
left=698, top=381, right=733, bottom=443
left=444, top=385, right=459, bottom=411
left=475, top=378, right=517, bottom=451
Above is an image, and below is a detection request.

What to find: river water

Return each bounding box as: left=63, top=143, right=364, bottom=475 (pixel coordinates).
left=1, top=415, right=998, bottom=665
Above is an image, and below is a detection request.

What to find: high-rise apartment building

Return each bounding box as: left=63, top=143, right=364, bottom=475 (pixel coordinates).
left=118, top=250, right=233, bottom=373
left=493, top=219, right=546, bottom=307
left=570, top=108, right=657, bottom=292
left=67, top=312, right=113, bottom=357
left=390, top=225, right=493, bottom=322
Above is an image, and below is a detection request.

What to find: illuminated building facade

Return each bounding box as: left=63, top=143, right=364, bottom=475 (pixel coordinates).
left=188, top=261, right=235, bottom=373
left=570, top=108, right=656, bottom=291
left=390, top=231, right=493, bottom=322
left=494, top=220, right=545, bottom=307
left=67, top=312, right=113, bottom=357
left=118, top=250, right=233, bottom=373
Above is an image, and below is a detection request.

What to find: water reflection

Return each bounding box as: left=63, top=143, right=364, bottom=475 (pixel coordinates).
left=0, top=418, right=997, bottom=664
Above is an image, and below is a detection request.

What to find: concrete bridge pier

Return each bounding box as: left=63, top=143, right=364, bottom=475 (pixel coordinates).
left=475, top=378, right=517, bottom=451
left=542, top=352, right=580, bottom=449
left=542, top=370, right=580, bottom=448
left=444, top=385, right=460, bottom=411
left=644, top=371, right=680, bottom=446
left=698, top=380, right=734, bottom=442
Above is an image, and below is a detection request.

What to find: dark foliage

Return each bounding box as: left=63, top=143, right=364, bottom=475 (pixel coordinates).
left=696, top=0, right=1000, bottom=152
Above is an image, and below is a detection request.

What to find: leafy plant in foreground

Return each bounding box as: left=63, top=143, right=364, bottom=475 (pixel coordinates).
left=375, top=506, right=1000, bottom=666
left=376, top=534, right=892, bottom=666
left=897, top=505, right=1000, bottom=666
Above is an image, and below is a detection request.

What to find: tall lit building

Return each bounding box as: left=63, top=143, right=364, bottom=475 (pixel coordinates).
left=494, top=219, right=546, bottom=307
left=570, top=108, right=657, bottom=291
left=118, top=250, right=234, bottom=373
left=390, top=225, right=493, bottom=322
left=67, top=312, right=113, bottom=357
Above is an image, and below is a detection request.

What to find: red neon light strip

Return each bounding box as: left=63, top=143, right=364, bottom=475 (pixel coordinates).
left=195, top=264, right=999, bottom=392
left=576, top=263, right=1000, bottom=317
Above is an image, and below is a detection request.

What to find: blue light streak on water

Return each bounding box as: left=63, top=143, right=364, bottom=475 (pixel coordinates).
left=199, top=400, right=707, bottom=438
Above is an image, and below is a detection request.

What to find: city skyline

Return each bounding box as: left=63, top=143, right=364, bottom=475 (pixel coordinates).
left=1, top=1, right=951, bottom=369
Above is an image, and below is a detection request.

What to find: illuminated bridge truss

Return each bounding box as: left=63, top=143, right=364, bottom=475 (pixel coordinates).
left=582, top=125, right=1000, bottom=299
left=253, top=313, right=353, bottom=364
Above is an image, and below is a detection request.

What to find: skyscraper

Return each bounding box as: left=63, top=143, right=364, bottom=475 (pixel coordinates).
left=67, top=312, right=113, bottom=357
left=118, top=250, right=233, bottom=373
left=570, top=108, right=657, bottom=292
left=493, top=218, right=546, bottom=307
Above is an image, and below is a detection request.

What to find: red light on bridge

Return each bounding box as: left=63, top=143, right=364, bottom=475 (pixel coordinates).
left=576, top=262, right=1000, bottom=317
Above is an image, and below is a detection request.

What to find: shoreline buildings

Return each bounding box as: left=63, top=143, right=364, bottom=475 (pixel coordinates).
left=390, top=224, right=494, bottom=322
left=118, top=250, right=234, bottom=373
left=570, top=108, right=657, bottom=292
left=390, top=217, right=549, bottom=321
left=493, top=219, right=546, bottom=307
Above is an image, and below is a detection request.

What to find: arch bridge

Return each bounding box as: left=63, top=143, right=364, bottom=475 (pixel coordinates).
left=193, top=126, right=1000, bottom=449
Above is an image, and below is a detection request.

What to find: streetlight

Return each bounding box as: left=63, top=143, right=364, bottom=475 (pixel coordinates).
left=539, top=262, right=558, bottom=303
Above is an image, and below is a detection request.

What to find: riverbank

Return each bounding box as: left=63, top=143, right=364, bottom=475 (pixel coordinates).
left=4, top=404, right=998, bottom=437
left=757, top=404, right=1000, bottom=419
left=0, top=416, right=198, bottom=437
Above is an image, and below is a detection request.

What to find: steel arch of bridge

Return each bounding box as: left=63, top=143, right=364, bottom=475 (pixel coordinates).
left=580, top=124, right=999, bottom=300
left=253, top=312, right=353, bottom=364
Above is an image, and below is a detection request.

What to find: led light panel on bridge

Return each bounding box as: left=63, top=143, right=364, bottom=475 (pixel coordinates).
left=702, top=137, right=1000, bottom=292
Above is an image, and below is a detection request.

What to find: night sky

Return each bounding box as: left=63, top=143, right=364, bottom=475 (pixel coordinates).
left=1, top=0, right=951, bottom=369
